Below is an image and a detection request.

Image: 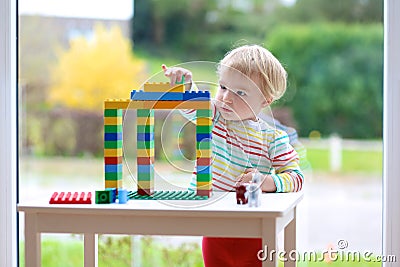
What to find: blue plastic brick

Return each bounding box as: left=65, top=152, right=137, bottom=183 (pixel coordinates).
left=104, top=132, right=122, bottom=141
left=137, top=132, right=154, bottom=141
left=196, top=133, right=212, bottom=142
left=131, top=90, right=184, bottom=101
left=105, top=164, right=123, bottom=173
left=118, top=189, right=128, bottom=204
left=137, top=164, right=154, bottom=174
left=197, top=165, right=211, bottom=174
left=183, top=91, right=210, bottom=101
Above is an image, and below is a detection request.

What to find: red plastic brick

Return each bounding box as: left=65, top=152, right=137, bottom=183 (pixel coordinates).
left=49, top=192, right=92, bottom=204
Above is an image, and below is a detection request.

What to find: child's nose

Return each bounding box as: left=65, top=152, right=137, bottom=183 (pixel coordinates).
left=222, top=90, right=233, bottom=103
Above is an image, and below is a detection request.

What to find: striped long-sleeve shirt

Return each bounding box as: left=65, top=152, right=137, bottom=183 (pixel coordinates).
left=182, top=101, right=304, bottom=193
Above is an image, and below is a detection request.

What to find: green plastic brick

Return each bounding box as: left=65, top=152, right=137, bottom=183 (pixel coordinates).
left=104, top=125, right=123, bottom=133
left=129, top=190, right=209, bottom=200
left=104, top=140, right=123, bottom=149
left=104, top=109, right=123, bottom=117
left=137, top=109, right=154, bottom=117
left=105, top=172, right=123, bottom=181
left=137, top=125, right=154, bottom=133
left=196, top=109, right=212, bottom=117
left=137, top=141, right=154, bottom=149
left=197, top=141, right=212, bottom=150
left=196, top=173, right=212, bottom=182
left=95, top=190, right=112, bottom=204
left=196, top=125, right=213, bottom=133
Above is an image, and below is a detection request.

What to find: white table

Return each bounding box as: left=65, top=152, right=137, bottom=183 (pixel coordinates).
left=18, top=192, right=303, bottom=267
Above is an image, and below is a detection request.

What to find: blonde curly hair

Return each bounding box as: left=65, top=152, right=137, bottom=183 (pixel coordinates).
left=218, top=44, right=287, bottom=102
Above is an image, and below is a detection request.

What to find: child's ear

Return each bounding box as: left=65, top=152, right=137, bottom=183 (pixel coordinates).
left=261, top=97, right=273, bottom=107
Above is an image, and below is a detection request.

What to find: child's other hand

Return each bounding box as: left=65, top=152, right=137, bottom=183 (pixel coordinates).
left=162, top=64, right=192, bottom=86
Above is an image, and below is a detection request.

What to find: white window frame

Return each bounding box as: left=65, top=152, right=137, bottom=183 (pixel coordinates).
left=0, top=0, right=399, bottom=266
left=383, top=0, right=400, bottom=264
left=0, top=0, right=17, bottom=266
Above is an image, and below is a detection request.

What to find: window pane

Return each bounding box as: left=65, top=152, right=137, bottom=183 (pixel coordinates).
left=19, top=0, right=384, bottom=266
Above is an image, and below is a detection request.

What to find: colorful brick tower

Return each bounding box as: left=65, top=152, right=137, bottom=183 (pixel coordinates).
left=104, top=107, right=123, bottom=190
left=103, top=82, right=213, bottom=198
left=136, top=109, right=155, bottom=195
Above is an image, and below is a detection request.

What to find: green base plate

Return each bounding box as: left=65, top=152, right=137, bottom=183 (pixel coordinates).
left=128, top=190, right=209, bottom=200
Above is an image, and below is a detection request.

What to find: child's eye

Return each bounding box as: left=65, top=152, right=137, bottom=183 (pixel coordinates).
left=220, top=84, right=227, bottom=90
left=236, top=90, right=246, bottom=96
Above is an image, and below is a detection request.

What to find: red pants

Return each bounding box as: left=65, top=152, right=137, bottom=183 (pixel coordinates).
left=202, top=237, right=262, bottom=267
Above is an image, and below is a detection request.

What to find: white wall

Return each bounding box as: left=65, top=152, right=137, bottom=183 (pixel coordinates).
left=0, top=0, right=17, bottom=266
left=383, top=0, right=400, bottom=264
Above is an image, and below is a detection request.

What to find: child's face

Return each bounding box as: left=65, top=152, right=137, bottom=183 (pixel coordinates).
left=215, top=68, right=270, bottom=121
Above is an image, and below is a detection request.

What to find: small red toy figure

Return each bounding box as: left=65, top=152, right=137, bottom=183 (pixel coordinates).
left=236, top=184, right=248, bottom=204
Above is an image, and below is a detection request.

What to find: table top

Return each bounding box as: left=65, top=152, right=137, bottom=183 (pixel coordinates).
left=18, top=192, right=303, bottom=219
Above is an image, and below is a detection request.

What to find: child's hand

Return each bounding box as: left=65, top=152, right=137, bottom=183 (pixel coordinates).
left=236, top=169, right=277, bottom=193
left=237, top=168, right=257, bottom=185
left=162, top=64, right=192, bottom=86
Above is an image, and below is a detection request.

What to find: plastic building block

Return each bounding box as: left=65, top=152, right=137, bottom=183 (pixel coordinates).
left=137, top=148, right=155, bottom=157
left=196, top=149, right=212, bottom=158
left=196, top=189, right=212, bottom=197
left=105, top=164, right=123, bottom=173
left=104, top=140, right=123, bottom=149
left=196, top=173, right=212, bottom=183
left=143, top=82, right=185, bottom=93
left=138, top=188, right=154, bottom=196
left=196, top=181, right=212, bottom=190
left=128, top=100, right=210, bottom=110
left=137, top=132, right=154, bottom=141
left=197, top=166, right=211, bottom=174
left=196, top=117, right=212, bottom=126
left=137, top=157, right=155, bottom=165
left=137, top=164, right=154, bottom=173
left=49, top=192, right=92, bottom=204
left=104, top=156, right=123, bottom=164
left=131, top=90, right=184, bottom=101
left=105, top=172, right=122, bottom=180
left=197, top=109, right=212, bottom=117
left=197, top=157, right=212, bottom=166
left=137, top=179, right=154, bottom=196
left=105, top=180, right=122, bottom=189
left=104, top=108, right=123, bottom=117
left=183, top=91, right=210, bottom=101
left=118, top=189, right=129, bottom=204
left=137, top=117, right=154, bottom=126
left=104, top=148, right=123, bottom=157
left=129, top=190, right=208, bottom=200
left=104, top=117, right=122, bottom=125
left=95, top=190, right=113, bottom=204
left=196, top=133, right=212, bottom=141
left=104, top=99, right=131, bottom=109
left=107, top=188, right=117, bottom=203
left=137, top=125, right=155, bottom=133
left=104, top=132, right=122, bottom=141
left=196, top=140, right=212, bottom=150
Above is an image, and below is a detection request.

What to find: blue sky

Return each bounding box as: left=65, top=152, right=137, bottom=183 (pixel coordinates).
left=19, top=0, right=133, bottom=20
